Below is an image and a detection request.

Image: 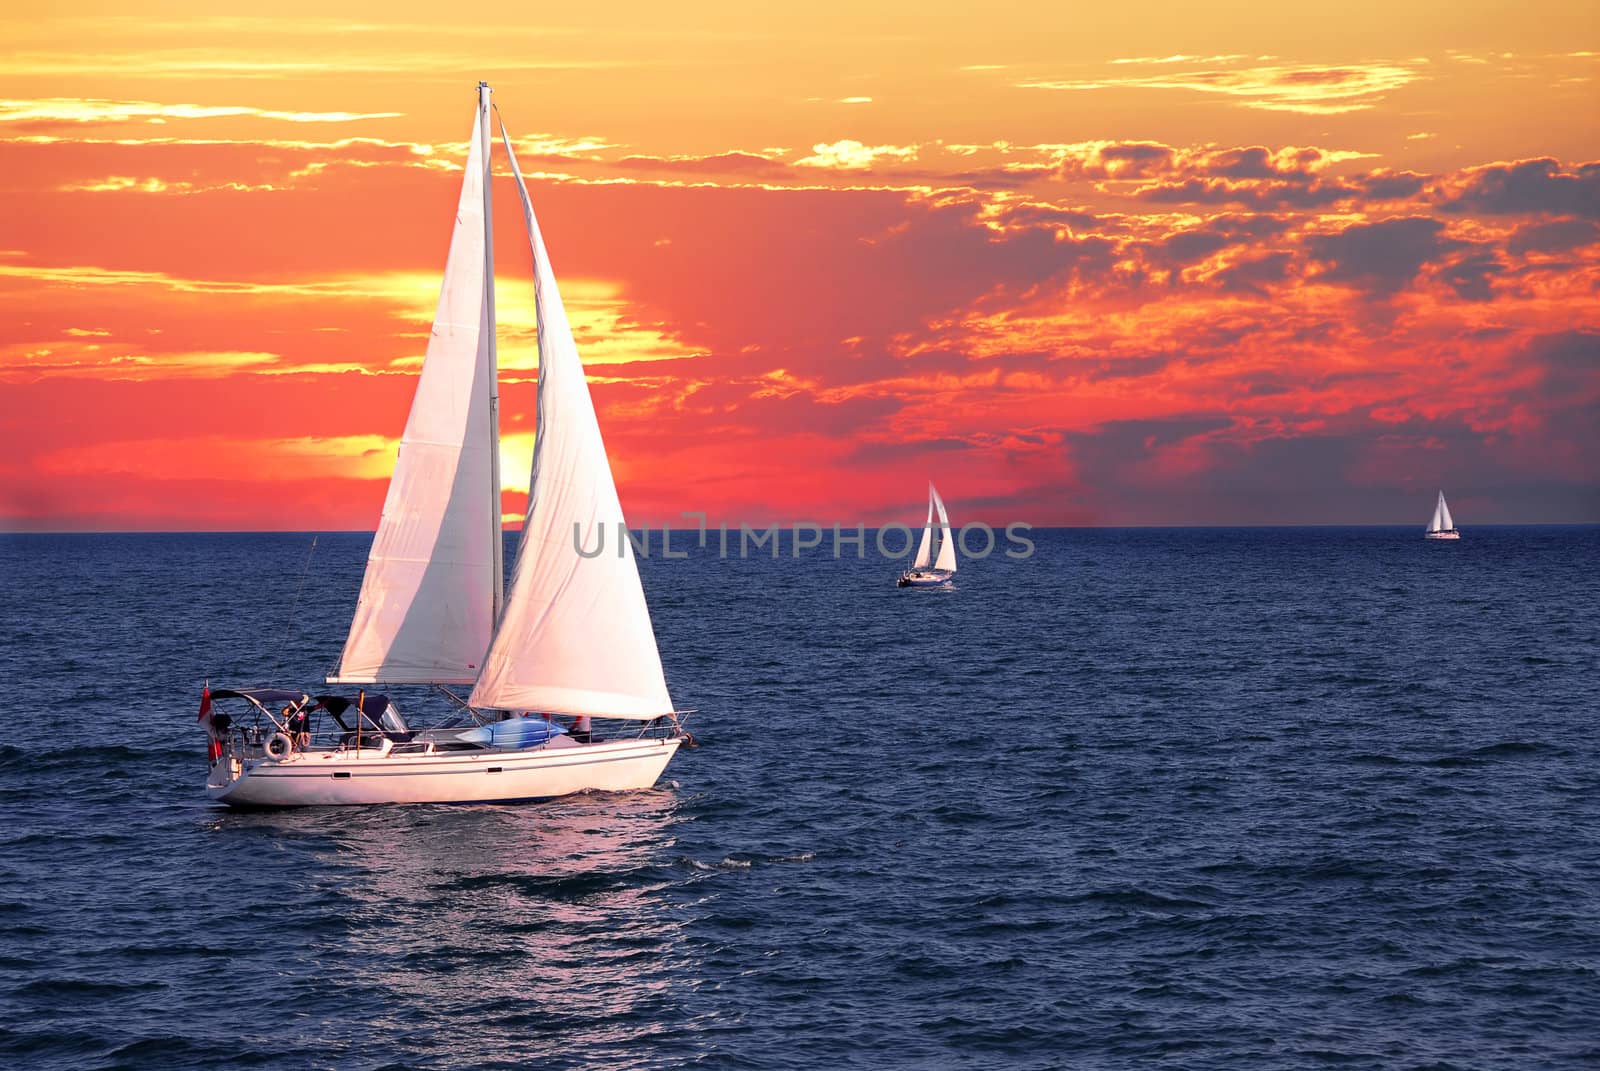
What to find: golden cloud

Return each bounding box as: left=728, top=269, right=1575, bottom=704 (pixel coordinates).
left=1019, top=62, right=1420, bottom=114
left=0, top=97, right=401, bottom=125
left=795, top=139, right=920, bottom=170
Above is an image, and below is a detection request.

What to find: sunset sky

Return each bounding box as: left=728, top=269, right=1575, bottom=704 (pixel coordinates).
left=2, top=1, right=1597, bottom=530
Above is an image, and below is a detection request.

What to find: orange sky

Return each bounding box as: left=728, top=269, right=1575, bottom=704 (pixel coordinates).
left=2, top=2, right=1597, bottom=529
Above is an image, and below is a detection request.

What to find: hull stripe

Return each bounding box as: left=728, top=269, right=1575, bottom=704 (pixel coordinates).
left=248, top=747, right=665, bottom=780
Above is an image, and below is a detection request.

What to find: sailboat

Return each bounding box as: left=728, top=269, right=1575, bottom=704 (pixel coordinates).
left=199, top=83, right=688, bottom=807
left=1425, top=490, right=1461, bottom=540
left=898, top=482, right=958, bottom=587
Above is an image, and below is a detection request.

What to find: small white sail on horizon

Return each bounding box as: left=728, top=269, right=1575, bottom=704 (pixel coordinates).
left=900, top=482, right=958, bottom=586
left=1425, top=490, right=1461, bottom=540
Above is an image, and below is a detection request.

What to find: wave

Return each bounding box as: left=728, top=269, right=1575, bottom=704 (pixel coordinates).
left=433, top=869, right=652, bottom=900
left=1062, top=888, right=1214, bottom=911
left=13, top=976, right=165, bottom=998
left=1424, top=741, right=1565, bottom=767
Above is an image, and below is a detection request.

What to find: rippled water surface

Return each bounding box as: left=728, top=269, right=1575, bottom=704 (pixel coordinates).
left=1, top=527, right=1598, bottom=1069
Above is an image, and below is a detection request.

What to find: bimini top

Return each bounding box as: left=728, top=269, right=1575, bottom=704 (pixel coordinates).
left=212, top=688, right=312, bottom=705
left=312, top=693, right=391, bottom=720
left=312, top=693, right=409, bottom=734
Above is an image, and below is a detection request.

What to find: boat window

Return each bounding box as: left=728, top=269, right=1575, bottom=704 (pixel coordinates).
left=379, top=700, right=409, bottom=733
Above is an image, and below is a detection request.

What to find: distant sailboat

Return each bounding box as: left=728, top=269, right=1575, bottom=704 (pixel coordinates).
left=898, top=483, right=958, bottom=587
left=198, top=82, right=688, bottom=807
left=1425, top=490, right=1461, bottom=540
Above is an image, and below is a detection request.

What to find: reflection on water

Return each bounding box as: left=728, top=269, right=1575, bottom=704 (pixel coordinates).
left=204, top=789, right=703, bottom=1068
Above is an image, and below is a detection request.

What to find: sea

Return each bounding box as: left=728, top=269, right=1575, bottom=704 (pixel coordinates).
left=0, top=526, right=1597, bottom=1070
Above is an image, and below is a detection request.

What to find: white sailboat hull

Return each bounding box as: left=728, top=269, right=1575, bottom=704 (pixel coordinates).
left=1425, top=530, right=1461, bottom=540
left=898, top=570, right=954, bottom=587
left=207, top=736, right=682, bottom=808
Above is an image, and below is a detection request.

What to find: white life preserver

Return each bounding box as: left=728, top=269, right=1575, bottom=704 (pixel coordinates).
left=263, top=732, right=295, bottom=761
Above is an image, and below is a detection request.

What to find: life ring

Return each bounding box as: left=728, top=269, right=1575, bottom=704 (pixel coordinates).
left=263, top=732, right=295, bottom=760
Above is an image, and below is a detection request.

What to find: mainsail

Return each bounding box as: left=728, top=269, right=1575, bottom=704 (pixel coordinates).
left=468, top=118, right=673, bottom=719
left=331, top=96, right=500, bottom=685
left=912, top=491, right=934, bottom=569
left=931, top=483, right=957, bottom=573
left=1429, top=491, right=1455, bottom=533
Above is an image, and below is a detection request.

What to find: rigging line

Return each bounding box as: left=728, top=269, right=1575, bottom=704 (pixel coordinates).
left=434, top=684, right=488, bottom=725
left=268, top=534, right=319, bottom=682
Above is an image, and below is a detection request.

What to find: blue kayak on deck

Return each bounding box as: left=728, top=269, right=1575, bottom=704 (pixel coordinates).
left=459, top=718, right=568, bottom=749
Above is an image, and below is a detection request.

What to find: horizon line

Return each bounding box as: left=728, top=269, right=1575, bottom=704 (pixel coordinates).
left=3, top=521, right=1598, bottom=537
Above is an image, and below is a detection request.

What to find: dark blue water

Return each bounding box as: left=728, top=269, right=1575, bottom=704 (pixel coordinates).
left=1, top=527, right=1597, bottom=1069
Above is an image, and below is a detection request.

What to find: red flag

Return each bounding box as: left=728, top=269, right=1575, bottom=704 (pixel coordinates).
left=198, top=683, right=222, bottom=763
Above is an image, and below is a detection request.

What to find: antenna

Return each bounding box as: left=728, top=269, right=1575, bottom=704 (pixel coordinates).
left=268, top=534, right=319, bottom=681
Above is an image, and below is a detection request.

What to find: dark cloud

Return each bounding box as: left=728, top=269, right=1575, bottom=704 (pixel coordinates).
left=1128, top=170, right=1427, bottom=211
left=1527, top=330, right=1600, bottom=374
left=1209, top=251, right=1295, bottom=296
left=847, top=435, right=975, bottom=466
left=1067, top=415, right=1232, bottom=458
left=1304, top=217, right=1465, bottom=294
left=1149, top=228, right=1234, bottom=265
left=1027, top=135, right=1437, bottom=212
left=1053, top=142, right=1345, bottom=186
left=933, top=166, right=1057, bottom=192
left=1438, top=251, right=1505, bottom=302
left=1091, top=142, right=1174, bottom=177
left=1038, top=351, right=1185, bottom=383
left=1436, top=158, right=1600, bottom=219
left=1506, top=218, right=1600, bottom=255
left=1203, top=146, right=1286, bottom=179
left=1207, top=214, right=1298, bottom=239
left=990, top=202, right=1102, bottom=232
left=1500, top=331, right=1599, bottom=494
left=1136, top=216, right=1296, bottom=279
left=1060, top=406, right=1598, bottom=525
left=1242, top=376, right=1293, bottom=396
left=1361, top=171, right=1427, bottom=200
left=1131, top=177, right=1359, bottom=208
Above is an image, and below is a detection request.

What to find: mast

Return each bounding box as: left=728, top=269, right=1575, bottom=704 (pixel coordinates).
left=479, top=81, right=505, bottom=627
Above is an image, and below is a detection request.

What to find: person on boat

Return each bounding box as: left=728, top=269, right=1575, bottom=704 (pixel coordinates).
left=208, top=710, right=232, bottom=763
left=571, top=715, right=593, bottom=744
left=287, top=706, right=311, bottom=751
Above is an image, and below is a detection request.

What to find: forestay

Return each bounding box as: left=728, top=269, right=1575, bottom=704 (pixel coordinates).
left=912, top=490, right=934, bottom=569
left=331, top=100, right=500, bottom=685
left=468, top=117, right=674, bottom=720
